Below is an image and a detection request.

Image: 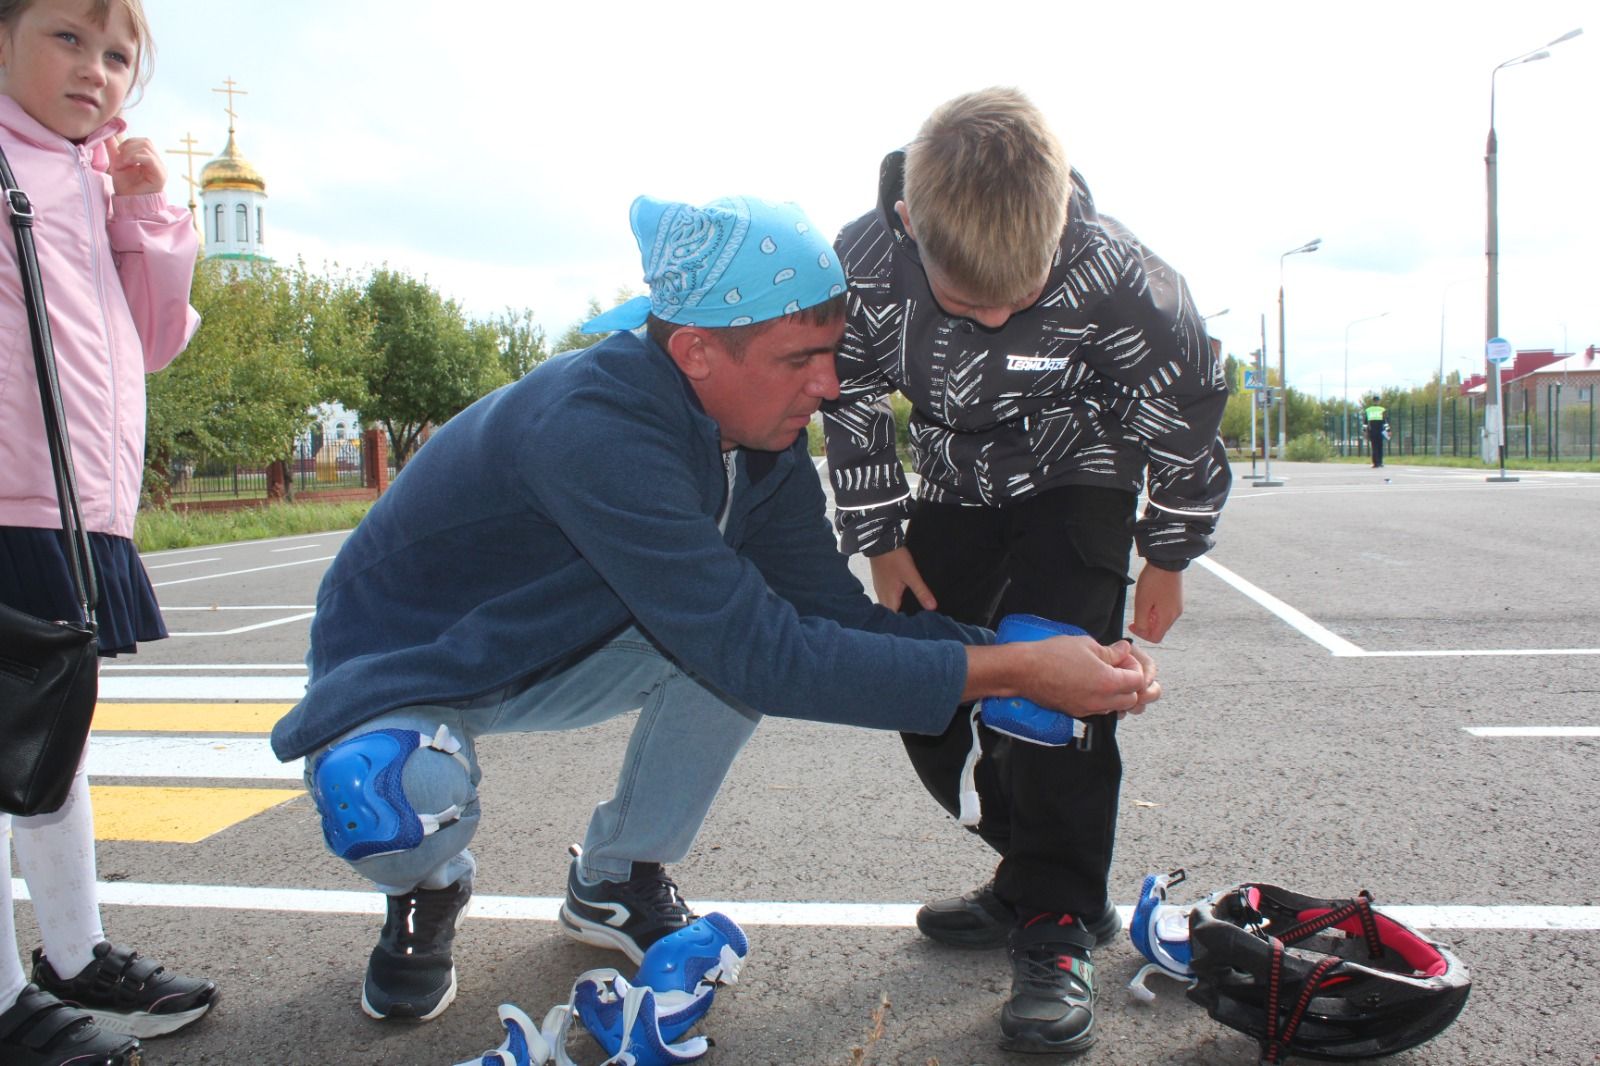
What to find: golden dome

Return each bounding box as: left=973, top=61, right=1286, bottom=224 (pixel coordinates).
left=200, top=131, right=266, bottom=194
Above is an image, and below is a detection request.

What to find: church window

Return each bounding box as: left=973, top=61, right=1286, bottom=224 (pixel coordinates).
left=257, top=207, right=264, bottom=244
left=213, top=204, right=224, bottom=243
left=236, top=204, right=248, bottom=242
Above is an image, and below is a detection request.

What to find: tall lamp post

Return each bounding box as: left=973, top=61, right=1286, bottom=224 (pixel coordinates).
left=1343, top=312, right=1389, bottom=457
left=1485, top=27, right=1582, bottom=481
left=1278, top=239, right=1321, bottom=457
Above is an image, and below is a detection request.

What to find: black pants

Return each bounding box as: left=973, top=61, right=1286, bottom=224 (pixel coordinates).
left=1368, top=424, right=1385, bottom=467
left=898, top=485, right=1134, bottom=915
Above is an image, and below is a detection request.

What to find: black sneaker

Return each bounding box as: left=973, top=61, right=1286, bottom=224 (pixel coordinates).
left=917, top=881, right=1121, bottom=950
left=558, top=855, right=696, bottom=964
left=999, top=914, right=1100, bottom=1055
left=915, top=879, right=1017, bottom=947
left=31, top=942, right=217, bottom=1040
left=0, top=984, right=142, bottom=1066
left=362, top=877, right=473, bottom=1022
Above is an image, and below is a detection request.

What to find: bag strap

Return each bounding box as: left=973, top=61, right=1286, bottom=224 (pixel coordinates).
left=0, top=141, right=98, bottom=627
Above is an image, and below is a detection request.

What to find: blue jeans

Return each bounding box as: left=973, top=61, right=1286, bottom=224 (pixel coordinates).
left=303, top=626, right=763, bottom=895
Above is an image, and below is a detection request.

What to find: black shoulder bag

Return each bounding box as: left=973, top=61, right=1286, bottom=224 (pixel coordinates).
left=0, top=141, right=101, bottom=816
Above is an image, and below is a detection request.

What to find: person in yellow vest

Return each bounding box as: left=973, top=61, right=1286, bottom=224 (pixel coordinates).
left=1364, top=396, right=1389, bottom=468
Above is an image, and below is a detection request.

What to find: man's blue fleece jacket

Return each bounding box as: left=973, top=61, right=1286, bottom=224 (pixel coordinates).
left=271, top=331, right=989, bottom=760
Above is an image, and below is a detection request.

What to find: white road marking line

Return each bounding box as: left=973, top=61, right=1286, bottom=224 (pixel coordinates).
left=144, top=533, right=349, bottom=558
left=101, top=664, right=309, bottom=671
left=1465, top=726, right=1600, bottom=737
left=161, top=606, right=316, bottom=611
left=1194, top=557, right=1365, bottom=656
left=1197, top=558, right=1599, bottom=659
left=1365, top=649, right=1600, bottom=658
left=12, top=881, right=1599, bottom=931
left=144, top=557, right=223, bottom=570
left=151, top=555, right=336, bottom=588
left=99, top=676, right=308, bottom=699
left=271, top=544, right=327, bottom=553
left=88, top=736, right=302, bottom=780
left=169, top=612, right=317, bottom=637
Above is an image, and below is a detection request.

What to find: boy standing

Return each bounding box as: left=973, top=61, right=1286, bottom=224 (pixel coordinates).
left=822, top=88, right=1230, bottom=1054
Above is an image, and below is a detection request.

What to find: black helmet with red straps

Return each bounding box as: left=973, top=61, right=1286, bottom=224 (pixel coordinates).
left=1185, top=882, right=1470, bottom=1063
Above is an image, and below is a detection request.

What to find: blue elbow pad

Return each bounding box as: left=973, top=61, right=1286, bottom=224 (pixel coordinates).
left=312, top=725, right=468, bottom=862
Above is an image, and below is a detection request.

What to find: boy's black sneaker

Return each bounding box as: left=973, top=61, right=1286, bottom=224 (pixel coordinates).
left=31, top=942, right=218, bottom=1039
left=362, top=876, right=473, bottom=1022
left=999, top=913, right=1102, bottom=1055
left=558, top=856, right=696, bottom=964
left=0, top=983, right=143, bottom=1065
left=917, top=881, right=1121, bottom=950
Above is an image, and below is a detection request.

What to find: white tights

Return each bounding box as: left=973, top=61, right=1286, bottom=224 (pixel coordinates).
left=1, top=763, right=105, bottom=1011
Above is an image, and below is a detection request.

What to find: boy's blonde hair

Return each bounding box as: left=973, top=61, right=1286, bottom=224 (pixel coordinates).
left=0, top=0, right=155, bottom=99
left=903, top=87, right=1070, bottom=306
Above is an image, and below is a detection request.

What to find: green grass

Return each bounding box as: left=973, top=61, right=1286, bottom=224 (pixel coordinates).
left=135, top=499, right=374, bottom=552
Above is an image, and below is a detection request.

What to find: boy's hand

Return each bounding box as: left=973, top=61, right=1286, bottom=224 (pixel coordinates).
left=1129, top=563, right=1184, bottom=643
left=869, top=547, right=937, bottom=613
left=108, top=136, right=167, bottom=197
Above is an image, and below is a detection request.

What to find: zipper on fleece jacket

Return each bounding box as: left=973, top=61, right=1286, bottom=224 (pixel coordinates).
left=74, top=143, right=123, bottom=528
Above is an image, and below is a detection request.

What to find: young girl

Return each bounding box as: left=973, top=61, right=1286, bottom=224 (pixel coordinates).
left=0, top=1, right=219, bottom=1063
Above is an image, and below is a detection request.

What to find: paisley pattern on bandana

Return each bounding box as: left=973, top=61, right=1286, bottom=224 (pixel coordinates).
left=582, top=195, right=846, bottom=334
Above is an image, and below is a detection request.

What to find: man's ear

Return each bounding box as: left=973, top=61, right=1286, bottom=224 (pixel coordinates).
left=894, top=200, right=915, bottom=240
left=665, top=325, right=715, bottom=381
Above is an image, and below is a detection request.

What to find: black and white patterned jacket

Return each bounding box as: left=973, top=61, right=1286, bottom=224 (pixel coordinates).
left=821, top=151, right=1231, bottom=568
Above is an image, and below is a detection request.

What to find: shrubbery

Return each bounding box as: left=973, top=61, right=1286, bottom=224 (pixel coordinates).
left=1285, top=432, right=1333, bottom=462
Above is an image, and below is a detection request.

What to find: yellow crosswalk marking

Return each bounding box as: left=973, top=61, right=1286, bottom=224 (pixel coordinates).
left=89, top=785, right=301, bottom=843
left=93, top=702, right=288, bottom=733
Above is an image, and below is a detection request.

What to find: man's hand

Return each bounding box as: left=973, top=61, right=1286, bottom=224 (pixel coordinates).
left=869, top=547, right=937, bottom=612
left=963, top=636, right=1160, bottom=717
left=108, top=136, right=167, bottom=197
left=1129, top=563, right=1184, bottom=643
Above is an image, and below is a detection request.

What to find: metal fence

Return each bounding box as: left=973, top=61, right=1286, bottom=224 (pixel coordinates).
left=164, top=438, right=377, bottom=500
left=1324, top=392, right=1600, bottom=462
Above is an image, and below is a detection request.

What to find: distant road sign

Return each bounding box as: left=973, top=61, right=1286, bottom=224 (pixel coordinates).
left=1244, top=370, right=1264, bottom=390
left=1486, top=337, right=1514, bottom=364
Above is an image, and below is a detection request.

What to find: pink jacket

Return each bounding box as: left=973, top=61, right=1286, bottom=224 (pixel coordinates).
left=0, top=96, right=200, bottom=539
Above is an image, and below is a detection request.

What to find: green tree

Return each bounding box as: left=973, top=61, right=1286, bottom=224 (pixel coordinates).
left=291, top=260, right=374, bottom=412
left=358, top=268, right=507, bottom=469
left=145, top=259, right=321, bottom=502
left=489, top=306, right=550, bottom=380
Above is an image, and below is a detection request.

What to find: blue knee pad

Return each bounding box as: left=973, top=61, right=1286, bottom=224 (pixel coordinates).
left=979, top=614, right=1089, bottom=746
left=312, top=724, right=470, bottom=862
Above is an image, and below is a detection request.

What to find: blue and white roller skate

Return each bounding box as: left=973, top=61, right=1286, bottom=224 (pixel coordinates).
left=453, top=1003, right=558, bottom=1066
left=1127, top=869, right=1199, bottom=1003
left=573, top=912, right=749, bottom=1065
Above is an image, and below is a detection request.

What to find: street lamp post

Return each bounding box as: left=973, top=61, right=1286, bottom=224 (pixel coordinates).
left=1485, top=27, right=1582, bottom=482
left=1343, top=312, right=1390, bottom=457
left=1278, top=239, right=1321, bottom=458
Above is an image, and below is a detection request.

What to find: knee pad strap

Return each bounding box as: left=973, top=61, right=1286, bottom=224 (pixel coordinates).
left=313, top=724, right=470, bottom=861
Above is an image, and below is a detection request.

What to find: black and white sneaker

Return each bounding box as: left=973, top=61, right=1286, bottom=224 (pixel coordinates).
left=558, top=851, right=696, bottom=964
left=362, top=877, right=473, bottom=1022
left=31, top=942, right=218, bottom=1040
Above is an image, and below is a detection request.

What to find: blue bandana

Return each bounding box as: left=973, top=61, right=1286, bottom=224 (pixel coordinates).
left=582, top=195, right=845, bottom=334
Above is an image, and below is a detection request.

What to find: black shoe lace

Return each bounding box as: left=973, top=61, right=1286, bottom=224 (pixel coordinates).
left=627, top=864, right=693, bottom=921
left=1013, top=949, right=1092, bottom=1003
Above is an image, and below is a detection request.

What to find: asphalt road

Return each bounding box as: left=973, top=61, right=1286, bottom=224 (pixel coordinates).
left=13, top=460, right=1600, bottom=1065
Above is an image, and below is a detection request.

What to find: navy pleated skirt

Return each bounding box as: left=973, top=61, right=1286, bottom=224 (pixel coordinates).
left=0, top=525, right=168, bottom=656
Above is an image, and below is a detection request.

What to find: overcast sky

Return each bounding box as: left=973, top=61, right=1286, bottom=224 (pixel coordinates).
left=132, top=0, right=1595, bottom=404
